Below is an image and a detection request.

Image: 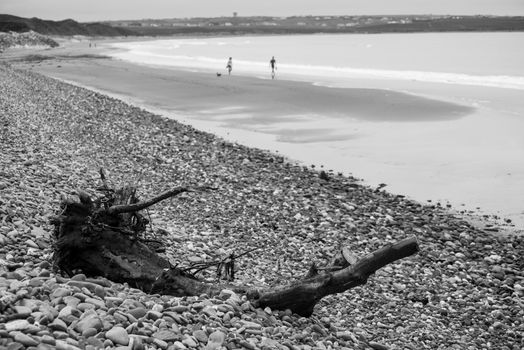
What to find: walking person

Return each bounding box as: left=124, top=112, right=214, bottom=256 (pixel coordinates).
left=226, top=57, right=233, bottom=75
left=270, top=56, right=277, bottom=79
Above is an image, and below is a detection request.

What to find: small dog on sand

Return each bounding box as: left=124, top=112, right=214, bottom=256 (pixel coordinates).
left=216, top=73, right=222, bottom=77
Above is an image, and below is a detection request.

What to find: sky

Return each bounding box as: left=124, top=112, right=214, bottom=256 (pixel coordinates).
left=2, top=0, right=524, bottom=22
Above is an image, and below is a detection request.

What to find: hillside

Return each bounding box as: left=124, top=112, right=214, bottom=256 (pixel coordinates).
left=1, top=14, right=522, bottom=38
left=110, top=15, right=524, bottom=36
left=0, top=31, right=58, bottom=51
left=0, top=14, right=135, bottom=36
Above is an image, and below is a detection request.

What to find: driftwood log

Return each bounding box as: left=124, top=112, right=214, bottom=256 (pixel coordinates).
left=51, top=177, right=420, bottom=316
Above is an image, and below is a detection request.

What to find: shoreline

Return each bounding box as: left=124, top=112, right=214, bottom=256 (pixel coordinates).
left=42, top=76, right=524, bottom=237
left=3, top=40, right=523, bottom=231
left=37, top=71, right=524, bottom=236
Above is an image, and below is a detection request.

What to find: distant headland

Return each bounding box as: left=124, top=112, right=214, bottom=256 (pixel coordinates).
left=1, top=13, right=524, bottom=37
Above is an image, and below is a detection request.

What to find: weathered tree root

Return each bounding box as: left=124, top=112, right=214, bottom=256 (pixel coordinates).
left=249, top=236, right=419, bottom=316
left=51, top=181, right=419, bottom=316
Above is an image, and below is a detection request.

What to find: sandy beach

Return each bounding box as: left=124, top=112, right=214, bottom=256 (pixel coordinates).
left=5, top=38, right=523, bottom=231
left=1, top=38, right=524, bottom=349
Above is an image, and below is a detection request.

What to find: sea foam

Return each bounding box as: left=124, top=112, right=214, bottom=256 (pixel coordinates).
left=109, top=34, right=524, bottom=91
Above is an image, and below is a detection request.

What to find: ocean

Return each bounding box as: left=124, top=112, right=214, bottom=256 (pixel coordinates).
left=109, top=32, right=524, bottom=90
left=106, top=33, right=524, bottom=228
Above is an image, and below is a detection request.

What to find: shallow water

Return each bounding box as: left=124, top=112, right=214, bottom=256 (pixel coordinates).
left=110, top=32, right=524, bottom=90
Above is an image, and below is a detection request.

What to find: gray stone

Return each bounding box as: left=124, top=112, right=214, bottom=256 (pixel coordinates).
left=172, top=341, right=187, bottom=350
left=152, top=338, right=169, bottom=349
left=6, top=341, right=24, bottom=350
left=260, top=337, right=281, bottom=349
left=146, top=310, right=162, bottom=321
left=41, top=335, right=56, bottom=345
left=25, top=238, right=39, bottom=249
left=205, top=330, right=226, bottom=350
left=104, top=296, right=124, bottom=306
left=49, top=318, right=68, bottom=332
left=9, top=280, right=26, bottom=291
left=71, top=273, right=87, bottom=281
left=58, top=305, right=77, bottom=319
left=63, top=296, right=81, bottom=308
left=13, top=305, right=32, bottom=315
left=51, top=287, right=72, bottom=298
left=55, top=339, right=82, bottom=350
left=202, top=306, right=217, bottom=318
left=66, top=280, right=99, bottom=294
left=128, top=307, right=147, bottom=319
left=4, top=319, right=31, bottom=332
left=106, top=326, right=129, bottom=346
left=94, top=285, right=105, bottom=298
left=39, top=304, right=58, bottom=321
left=240, top=320, right=262, bottom=329
left=76, top=302, right=96, bottom=312
left=171, top=305, right=188, bottom=313
left=13, top=332, right=39, bottom=346
left=153, top=329, right=180, bottom=342
left=82, top=327, right=98, bottom=338
left=192, top=329, right=208, bottom=343
left=84, top=337, right=105, bottom=349
left=30, top=227, right=47, bottom=238
left=28, top=277, right=45, bottom=287
left=130, top=336, right=144, bottom=350
left=336, top=331, right=356, bottom=341
left=182, top=334, right=198, bottom=348
left=84, top=297, right=106, bottom=309
left=369, top=342, right=390, bottom=350
left=75, top=315, right=103, bottom=333
left=151, top=303, right=163, bottom=312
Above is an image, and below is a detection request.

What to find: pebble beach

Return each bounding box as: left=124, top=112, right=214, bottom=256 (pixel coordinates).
left=1, top=61, right=523, bottom=350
